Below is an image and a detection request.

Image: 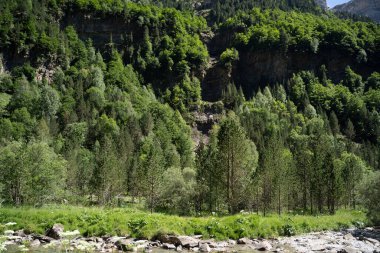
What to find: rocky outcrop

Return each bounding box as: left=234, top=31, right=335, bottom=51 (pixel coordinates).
left=333, top=0, right=380, bottom=23
left=315, top=0, right=328, bottom=10
left=201, top=47, right=379, bottom=101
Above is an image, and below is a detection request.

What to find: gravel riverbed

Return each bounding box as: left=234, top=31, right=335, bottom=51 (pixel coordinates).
left=2, top=225, right=380, bottom=252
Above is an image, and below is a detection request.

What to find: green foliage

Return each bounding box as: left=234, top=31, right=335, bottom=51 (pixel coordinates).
left=221, top=8, right=380, bottom=58
left=0, top=207, right=367, bottom=240
left=360, top=171, right=380, bottom=225
left=220, top=48, right=239, bottom=67
left=0, top=141, right=67, bottom=205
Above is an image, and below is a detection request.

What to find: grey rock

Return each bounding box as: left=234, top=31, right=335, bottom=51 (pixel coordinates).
left=255, top=240, right=272, bottom=251
left=150, top=241, right=161, bottom=247
left=311, top=244, right=326, bottom=251
left=365, top=237, right=379, bottom=245
left=177, top=236, right=200, bottom=248
left=176, top=245, right=183, bottom=251
left=237, top=237, right=252, bottom=245
left=115, top=239, right=135, bottom=252
left=14, top=230, right=26, bottom=237
left=333, top=0, right=380, bottom=23
left=228, top=239, right=236, bottom=245
left=163, top=243, right=176, bottom=250
left=108, top=236, right=126, bottom=244
left=46, top=224, right=64, bottom=239
left=199, top=243, right=211, bottom=252
left=338, top=247, right=361, bottom=253
left=159, top=235, right=199, bottom=248
left=32, top=234, right=54, bottom=243
left=30, top=239, right=41, bottom=247
left=344, top=233, right=356, bottom=240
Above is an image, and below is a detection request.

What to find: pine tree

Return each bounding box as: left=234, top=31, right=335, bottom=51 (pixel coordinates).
left=217, top=112, right=258, bottom=213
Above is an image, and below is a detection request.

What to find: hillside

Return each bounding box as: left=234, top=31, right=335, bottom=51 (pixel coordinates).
left=333, top=0, right=380, bottom=23
left=0, top=0, right=379, bottom=225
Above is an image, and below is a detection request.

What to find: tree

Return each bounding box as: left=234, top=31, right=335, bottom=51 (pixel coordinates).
left=343, top=66, right=364, bottom=93
left=91, top=137, right=124, bottom=205
left=157, top=167, right=197, bottom=215
left=336, top=152, right=366, bottom=209
left=217, top=112, right=258, bottom=213
left=360, top=171, right=380, bottom=225
left=0, top=141, right=67, bottom=205
left=329, top=111, right=340, bottom=136
left=138, top=133, right=165, bottom=212
left=41, top=84, right=61, bottom=120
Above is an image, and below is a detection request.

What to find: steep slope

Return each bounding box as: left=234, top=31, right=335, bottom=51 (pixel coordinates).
left=201, top=8, right=380, bottom=101
left=315, top=0, right=328, bottom=10
left=333, top=0, right=380, bottom=23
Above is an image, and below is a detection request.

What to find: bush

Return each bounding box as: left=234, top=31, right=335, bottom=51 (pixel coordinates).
left=220, top=48, right=239, bottom=67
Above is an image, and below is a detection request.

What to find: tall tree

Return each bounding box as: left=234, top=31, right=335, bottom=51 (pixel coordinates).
left=217, top=112, right=258, bottom=213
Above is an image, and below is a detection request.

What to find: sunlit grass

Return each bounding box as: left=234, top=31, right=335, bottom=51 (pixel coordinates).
left=0, top=206, right=366, bottom=240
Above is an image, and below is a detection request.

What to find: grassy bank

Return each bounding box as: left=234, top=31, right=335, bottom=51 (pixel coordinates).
left=0, top=206, right=366, bottom=240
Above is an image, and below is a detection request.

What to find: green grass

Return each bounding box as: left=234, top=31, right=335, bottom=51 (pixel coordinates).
left=0, top=206, right=367, bottom=240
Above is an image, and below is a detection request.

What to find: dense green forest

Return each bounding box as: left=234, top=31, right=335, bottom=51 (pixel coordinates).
left=0, top=0, right=379, bottom=225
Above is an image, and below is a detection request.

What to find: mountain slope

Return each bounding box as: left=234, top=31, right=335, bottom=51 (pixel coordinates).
left=333, top=0, right=380, bottom=23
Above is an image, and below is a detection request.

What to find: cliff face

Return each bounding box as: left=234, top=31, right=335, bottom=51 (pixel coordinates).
left=333, top=0, right=380, bottom=23
left=314, top=0, right=328, bottom=10
left=202, top=48, right=379, bottom=101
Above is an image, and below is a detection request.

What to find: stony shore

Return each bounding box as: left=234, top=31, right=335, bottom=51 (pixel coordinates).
left=1, top=224, right=380, bottom=252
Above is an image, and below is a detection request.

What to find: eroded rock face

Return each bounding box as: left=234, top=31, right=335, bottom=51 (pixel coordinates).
left=333, top=0, right=380, bottom=23
left=315, top=0, right=328, bottom=10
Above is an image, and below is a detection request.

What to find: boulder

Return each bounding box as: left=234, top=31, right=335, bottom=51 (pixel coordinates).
left=14, top=230, right=27, bottom=237
left=237, top=237, right=252, bottom=245
left=108, top=236, right=126, bottom=244
left=159, top=235, right=199, bottom=248
left=46, top=224, right=64, bottom=239
left=255, top=240, right=272, bottom=251
left=115, top=239, right=135, bottom=252
left=228, top=239, right=236, bottom=245
left=338, top=247, right=361, bottom=253
left=163, top=243, right=176, bottom=250
left=364, top=237, right=379, bottom=245
left=343, top=233, right=355, bottom=240
left=32, top=234, right=54, bottom=243
left=176, top=245, right=183, bottom=251
left=199, top=243, right=211, bottom=252
left=30, top=239, right=41, bottom=247
left=310, top=244, right=326, bottom=251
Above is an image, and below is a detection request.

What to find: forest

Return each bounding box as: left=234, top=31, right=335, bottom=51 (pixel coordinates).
left=0, top=0, right=379, bottom=228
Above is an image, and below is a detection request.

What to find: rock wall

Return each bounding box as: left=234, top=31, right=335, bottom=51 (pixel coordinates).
left=333, top=0, right=380, bottom=23
left=201, top=32, right=380, bottom=101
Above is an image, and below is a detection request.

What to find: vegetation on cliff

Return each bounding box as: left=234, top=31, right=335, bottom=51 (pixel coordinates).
left=0, top=0, right=379, bottom=227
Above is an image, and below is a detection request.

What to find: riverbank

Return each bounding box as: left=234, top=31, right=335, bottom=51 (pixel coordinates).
left=0, top=206, right=367, bottom=240
left=2, top=225, right=379, bottom=252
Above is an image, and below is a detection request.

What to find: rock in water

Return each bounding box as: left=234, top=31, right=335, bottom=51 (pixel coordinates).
left=46, top=224, right=64, bottom=239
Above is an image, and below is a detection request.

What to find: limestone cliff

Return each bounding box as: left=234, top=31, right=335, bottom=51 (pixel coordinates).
left=333, top=0, right=380, bottom=23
